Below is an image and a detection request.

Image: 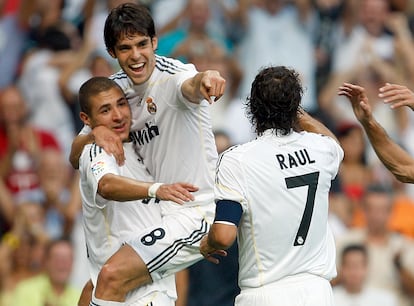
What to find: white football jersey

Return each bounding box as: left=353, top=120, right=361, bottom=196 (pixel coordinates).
left=215, top=129, right=344, bottom=290
left=79, top=142, right=176, bottom=301
left=110, top=55, right=217, bottom=208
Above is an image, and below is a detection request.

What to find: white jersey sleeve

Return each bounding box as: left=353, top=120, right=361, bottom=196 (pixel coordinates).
left=80, top=143, right=120, bottom=209
left=215, top=146, right=247, bottom=205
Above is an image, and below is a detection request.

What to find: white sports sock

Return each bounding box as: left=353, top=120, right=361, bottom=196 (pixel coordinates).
left=89, top=295, right=125, bottom=306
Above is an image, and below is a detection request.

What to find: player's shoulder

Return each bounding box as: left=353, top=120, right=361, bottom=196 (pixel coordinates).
left=301, top=131, right=341, bottom=150
left=109, top=70, right=130, bottom=89
left=217, top=141, right=256, bottom=165
left=154, top=54, right=196, bottom=74
left=80, top=143, right=107, bottom=164
left=109, top=69, right=128, bottom=82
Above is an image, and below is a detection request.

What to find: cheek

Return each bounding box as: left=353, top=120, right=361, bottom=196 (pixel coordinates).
left=91, top=115, right=110, bottom=127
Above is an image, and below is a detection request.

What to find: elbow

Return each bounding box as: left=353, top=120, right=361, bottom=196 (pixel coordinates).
left=392, top=166, right=414, bottom=184
left=395, top=173, right=414, bottom=184
left=69, top=152, right=79, bottom=169
left=214, top=237, right=235, bottom=250
left=98, top=176, right=114, bottom=199
left=69, top=139, right=81, bottom=169
left=208, top=226, right=237, bottom=250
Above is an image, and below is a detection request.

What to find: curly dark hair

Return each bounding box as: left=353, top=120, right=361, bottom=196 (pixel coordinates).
left=246, top=66, right=303, bottom=135
left=104, top=3, right=156, bottom=54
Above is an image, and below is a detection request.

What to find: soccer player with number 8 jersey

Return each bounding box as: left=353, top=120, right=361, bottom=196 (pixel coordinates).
left=77, top=77, right=199, bottom=306
left=70, top=3, right=226, bottom=306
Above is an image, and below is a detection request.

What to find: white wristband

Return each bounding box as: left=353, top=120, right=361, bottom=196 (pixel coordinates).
left=148, top=183, right=164, bottom=198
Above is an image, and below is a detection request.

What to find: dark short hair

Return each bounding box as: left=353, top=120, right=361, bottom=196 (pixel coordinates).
left=246, top=66, right=303, bottom=135
left=78, top=77, right=123, bottom=115
left=341, top=244, right=367, bottom=263
left=104, top=3, right=156, bottom=54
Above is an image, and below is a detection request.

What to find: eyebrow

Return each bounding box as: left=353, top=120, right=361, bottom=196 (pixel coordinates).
left=97, top=103, right=110, bottom=112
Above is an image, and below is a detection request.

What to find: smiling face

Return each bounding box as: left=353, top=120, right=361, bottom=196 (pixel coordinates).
left=109, top=33, right=158, bottom=86
left=80, top=86, right=131, bottom=142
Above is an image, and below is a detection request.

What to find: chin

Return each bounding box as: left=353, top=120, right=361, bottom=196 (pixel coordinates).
left=119, top=134, right=127, bottom=141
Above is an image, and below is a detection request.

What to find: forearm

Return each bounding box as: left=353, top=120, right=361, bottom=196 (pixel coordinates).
left=298, top=111, right=339, bottom=143
left=363, top=119, right=414, bottom=183
left=78, top=279, right=94, bottom=306
left=181, top=72, right=204, bottom=104
left=70, top=133, right=94, bottom=169
left=98, top=174, right=153, bottom=201
left=207, top=223, right=237, bottom=250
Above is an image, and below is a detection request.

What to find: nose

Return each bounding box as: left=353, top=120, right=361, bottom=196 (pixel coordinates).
left=112, top=107, right=122, bottom=121
left=131, top=46, right=141, bottom=60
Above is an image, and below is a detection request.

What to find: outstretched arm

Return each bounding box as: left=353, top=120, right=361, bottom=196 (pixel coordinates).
left=98, top=174, right=198, bottom=204
left=338, top=83, right=414, bottom=183
left=181, top=70, right=226, bottom=104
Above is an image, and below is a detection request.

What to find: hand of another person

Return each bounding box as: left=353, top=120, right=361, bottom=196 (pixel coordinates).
left=92, top=125, right=125, bottom=165
left=155, top=183, right=199, bottom=204
left=200, top=70, right=226, bottom=104
left=379, top=83, right=414, bottom=111
left=338, top=83, right=372, bottom=125
left=199, top=235, right=227, bottom=264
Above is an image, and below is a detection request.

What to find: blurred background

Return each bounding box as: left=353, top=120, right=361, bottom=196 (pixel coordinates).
left=1, top=0, right=414, bottom=305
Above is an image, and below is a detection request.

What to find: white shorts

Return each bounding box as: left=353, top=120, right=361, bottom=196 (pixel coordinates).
left=127, top=290, right=175, bottom=306
left=126, top=202, right=215, bottom=281
left=235, top=274, right=334, bottom=306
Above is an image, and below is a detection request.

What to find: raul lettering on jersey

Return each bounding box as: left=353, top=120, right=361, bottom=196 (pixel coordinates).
left=276, top=148, right=315, bottom=170
left=130, top=121, right=160, bottom=146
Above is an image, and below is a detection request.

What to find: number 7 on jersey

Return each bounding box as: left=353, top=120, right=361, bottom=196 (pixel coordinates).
left=285, top=172, right=320, bottom=246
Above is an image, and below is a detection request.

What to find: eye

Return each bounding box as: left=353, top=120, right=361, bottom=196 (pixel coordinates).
left=139, top=39, right=150, bottom=48
left=118, top=98, right=128, bottom=106
left=118, top=45, right=130, bottom=51
left=100, top=107, right=109, bottom=114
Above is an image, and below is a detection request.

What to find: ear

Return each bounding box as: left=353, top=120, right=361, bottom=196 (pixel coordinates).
left=152, top=37, right=158, bottom=51
left=108, top=49, right=116, bottom=59
left=79, top=112, right=91, bottom=127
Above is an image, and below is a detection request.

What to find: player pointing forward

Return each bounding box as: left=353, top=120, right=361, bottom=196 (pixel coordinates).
left=200, top=66, right=343, bottom=306
left=70, top=3, right=226, bottom=306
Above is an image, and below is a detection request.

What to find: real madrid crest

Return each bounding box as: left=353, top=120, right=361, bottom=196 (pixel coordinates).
left=146, top=97, right=157, bottom=114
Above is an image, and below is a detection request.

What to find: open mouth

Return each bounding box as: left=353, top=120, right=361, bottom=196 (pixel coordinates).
left=113, top=123, right=127, bottom=133
left=130, top=62, right=145, bottom=74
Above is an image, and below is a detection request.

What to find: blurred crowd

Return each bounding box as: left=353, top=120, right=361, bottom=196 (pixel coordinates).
left=1, top=0, right=414, bottom=305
